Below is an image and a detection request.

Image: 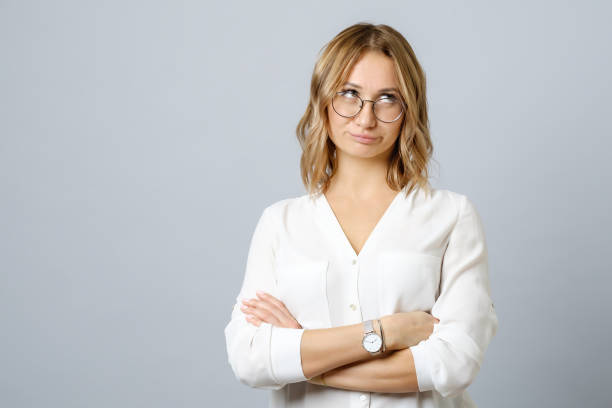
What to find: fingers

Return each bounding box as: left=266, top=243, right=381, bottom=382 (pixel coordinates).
left=241, top=300, right=281, bottom=326
left=253, top=295, right=287, bottom=324
left=240, top=291, right=301, bottom=328
left=245, top=314, right=262, bottom=327
left=255, top=291, right=298, bottom=324
left=256, top=290, right=286, bottom=310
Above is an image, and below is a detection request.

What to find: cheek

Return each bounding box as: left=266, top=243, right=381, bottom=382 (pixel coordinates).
left=387, top=123, right=403, bottom=142
left=327, top=112, right=344, bottom=140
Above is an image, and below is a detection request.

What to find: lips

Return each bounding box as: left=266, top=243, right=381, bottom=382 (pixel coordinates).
left=350, top=132, right=378, bottom=144
left=351, top=133, right=375, bottom=139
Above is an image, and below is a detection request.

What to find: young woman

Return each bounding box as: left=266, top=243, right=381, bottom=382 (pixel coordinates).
left=224, top=22, right=498, bottom=408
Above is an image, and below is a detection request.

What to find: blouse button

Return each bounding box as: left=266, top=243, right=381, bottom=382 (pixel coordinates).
left=359, top=394, right=367, bottom=401
left=349, top=303, right=357, bottom=311
left=352, top=259, right=357, bottom=265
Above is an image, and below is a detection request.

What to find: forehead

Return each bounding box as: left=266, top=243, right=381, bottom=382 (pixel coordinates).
left=345, top=51, right=399, bottom=90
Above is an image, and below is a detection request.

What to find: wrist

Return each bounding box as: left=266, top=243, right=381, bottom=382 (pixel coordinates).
left=380, top=315, right=396, bottom=350
left=375, top=318, right=386, bottom=352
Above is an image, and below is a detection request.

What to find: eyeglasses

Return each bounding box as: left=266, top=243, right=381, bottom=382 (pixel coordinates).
left=331, top=90, right=405, bottom=123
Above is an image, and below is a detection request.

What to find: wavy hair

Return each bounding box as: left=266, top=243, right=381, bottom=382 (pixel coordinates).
left=296, top=22, right=435, bottom=199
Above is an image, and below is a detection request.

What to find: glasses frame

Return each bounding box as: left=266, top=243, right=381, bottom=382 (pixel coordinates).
left=331, top=91, right=406, bottom=123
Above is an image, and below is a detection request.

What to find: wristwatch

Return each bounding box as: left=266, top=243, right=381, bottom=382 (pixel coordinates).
left=361, top=319, right=383, bottom=354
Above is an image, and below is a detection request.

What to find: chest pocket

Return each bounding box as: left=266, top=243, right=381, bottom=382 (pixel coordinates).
left=377, top=251, right=442, bottom=314
left=275, top=253, right=331, bottom=329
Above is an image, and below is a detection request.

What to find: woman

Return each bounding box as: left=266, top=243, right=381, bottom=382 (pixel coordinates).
left=224, top=22, right=498, bottom=407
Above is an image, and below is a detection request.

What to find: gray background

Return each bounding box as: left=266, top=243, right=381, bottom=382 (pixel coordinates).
left=1, top=0, right=610, bottom=407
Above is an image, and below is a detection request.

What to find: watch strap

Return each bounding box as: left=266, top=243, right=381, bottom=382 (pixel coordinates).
left=363, top=319, right=374, bottom=334
left=377, top=318, right=386, bottom=352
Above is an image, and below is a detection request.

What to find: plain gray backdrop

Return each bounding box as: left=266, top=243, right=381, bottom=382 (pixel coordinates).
left=1, top=1, right=611, bottom=407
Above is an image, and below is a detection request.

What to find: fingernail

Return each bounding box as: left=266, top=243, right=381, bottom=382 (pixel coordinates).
left=256, top=290, right=265, bottom=296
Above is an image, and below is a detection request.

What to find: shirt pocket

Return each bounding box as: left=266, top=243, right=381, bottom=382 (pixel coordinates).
left=377, top=251, right=442, bottom=314
left=275, top=255, right=331, bottom=329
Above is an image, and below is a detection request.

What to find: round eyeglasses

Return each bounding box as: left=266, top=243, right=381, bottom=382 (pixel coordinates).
left=331, top=90, right=406, bottom=123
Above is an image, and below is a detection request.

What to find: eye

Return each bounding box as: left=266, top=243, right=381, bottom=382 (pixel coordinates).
left=378, top=93, right=398, bottom=102
left=339, top=89, right=359, bottom=98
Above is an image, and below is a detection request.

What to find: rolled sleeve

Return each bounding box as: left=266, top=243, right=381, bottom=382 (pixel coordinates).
left=270, top=326, right=307, bottom=383
left=409, top=339, right=434, bottom=391
left=224, top=206, right=307, bottom=389
left=409, top=194, right=499, bottom=398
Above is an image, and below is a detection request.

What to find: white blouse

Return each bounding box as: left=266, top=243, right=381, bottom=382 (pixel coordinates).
left=224, top=185, right=498, bottom=407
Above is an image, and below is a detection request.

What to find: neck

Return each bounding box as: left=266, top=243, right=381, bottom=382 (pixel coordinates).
left=327, top=150, right=395, bottom=200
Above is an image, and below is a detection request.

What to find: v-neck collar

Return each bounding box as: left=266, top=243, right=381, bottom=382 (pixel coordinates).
left=316, top=185, right=408, bottom=260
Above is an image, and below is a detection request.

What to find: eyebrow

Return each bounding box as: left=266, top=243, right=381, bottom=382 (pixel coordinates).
left=343, top=82, right=399, bottom=93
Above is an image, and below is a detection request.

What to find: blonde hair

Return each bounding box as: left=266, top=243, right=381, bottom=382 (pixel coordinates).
left=296, top=22, right=435, bottom=199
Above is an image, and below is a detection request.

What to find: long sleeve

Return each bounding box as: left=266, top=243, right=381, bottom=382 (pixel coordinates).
left=409, top=194, right=499, bottom=398
left=224, top=206, right=308, bottom=390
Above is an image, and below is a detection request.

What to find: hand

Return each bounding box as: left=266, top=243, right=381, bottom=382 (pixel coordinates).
left=240, top=290, right=302, bottom=329
left=381, top=311, right=440, bottom=350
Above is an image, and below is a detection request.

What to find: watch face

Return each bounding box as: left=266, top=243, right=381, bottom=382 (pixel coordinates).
left=362, top=332, right=382, bottom=353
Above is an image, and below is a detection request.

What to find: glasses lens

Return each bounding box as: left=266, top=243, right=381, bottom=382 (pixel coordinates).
left=333, top=92, right=361, bottom=117
left=374, top=97, right=403, bottom=122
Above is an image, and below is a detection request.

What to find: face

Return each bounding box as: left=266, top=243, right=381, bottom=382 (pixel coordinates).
left=327, top=50, right=404, bottom=161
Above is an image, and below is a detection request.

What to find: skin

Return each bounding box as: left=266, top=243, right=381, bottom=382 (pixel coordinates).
left=241, top=50, right=439, bottom=393
left=324, top=49, right=406, bottom=256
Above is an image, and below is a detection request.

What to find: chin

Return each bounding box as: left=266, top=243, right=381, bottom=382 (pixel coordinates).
left=343, top=147, right=383, bottom=159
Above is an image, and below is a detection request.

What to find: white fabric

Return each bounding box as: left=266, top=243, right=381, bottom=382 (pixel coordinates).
left=224, top=185, right=498, bottom=407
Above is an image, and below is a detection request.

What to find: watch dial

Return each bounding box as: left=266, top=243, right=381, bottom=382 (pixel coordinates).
left=363, top=333, right=382, bottom=352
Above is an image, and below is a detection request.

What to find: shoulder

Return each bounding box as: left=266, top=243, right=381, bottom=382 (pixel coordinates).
left=258, top=193, right=315, bottom=224
left=421, top=186, right=482, bottom=221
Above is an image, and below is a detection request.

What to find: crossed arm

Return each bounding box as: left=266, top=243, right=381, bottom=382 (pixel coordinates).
left=232, top=197, right=498, bottom=397
left=241, top=291, right=421, bottom=393
left=310, top=348, right=419, bottom=393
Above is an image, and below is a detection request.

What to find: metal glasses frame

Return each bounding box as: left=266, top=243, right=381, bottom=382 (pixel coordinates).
left=331, top=91, right=406, bottom=123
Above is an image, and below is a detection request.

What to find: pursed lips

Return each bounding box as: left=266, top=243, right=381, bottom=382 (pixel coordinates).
left=350, top=132, right=376, bottom=139
left=350, top=132, right=378, bottom=143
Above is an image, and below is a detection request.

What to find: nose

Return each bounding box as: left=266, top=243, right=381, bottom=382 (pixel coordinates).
left=355, top=100, right=377, bottom=128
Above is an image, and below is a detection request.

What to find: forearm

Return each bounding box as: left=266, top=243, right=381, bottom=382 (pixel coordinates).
left=315, top=348, right=419, bottom=393
left=243, top=290, right=435, bottom=386
left=300, top=321, right=380, bottom=379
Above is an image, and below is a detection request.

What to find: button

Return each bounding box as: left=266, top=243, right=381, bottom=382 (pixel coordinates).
left=360, top=394, right=367, bottom=401
left=352, top=259, right=357, bottom=265
left=349, top=303, right=357, bottom=310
